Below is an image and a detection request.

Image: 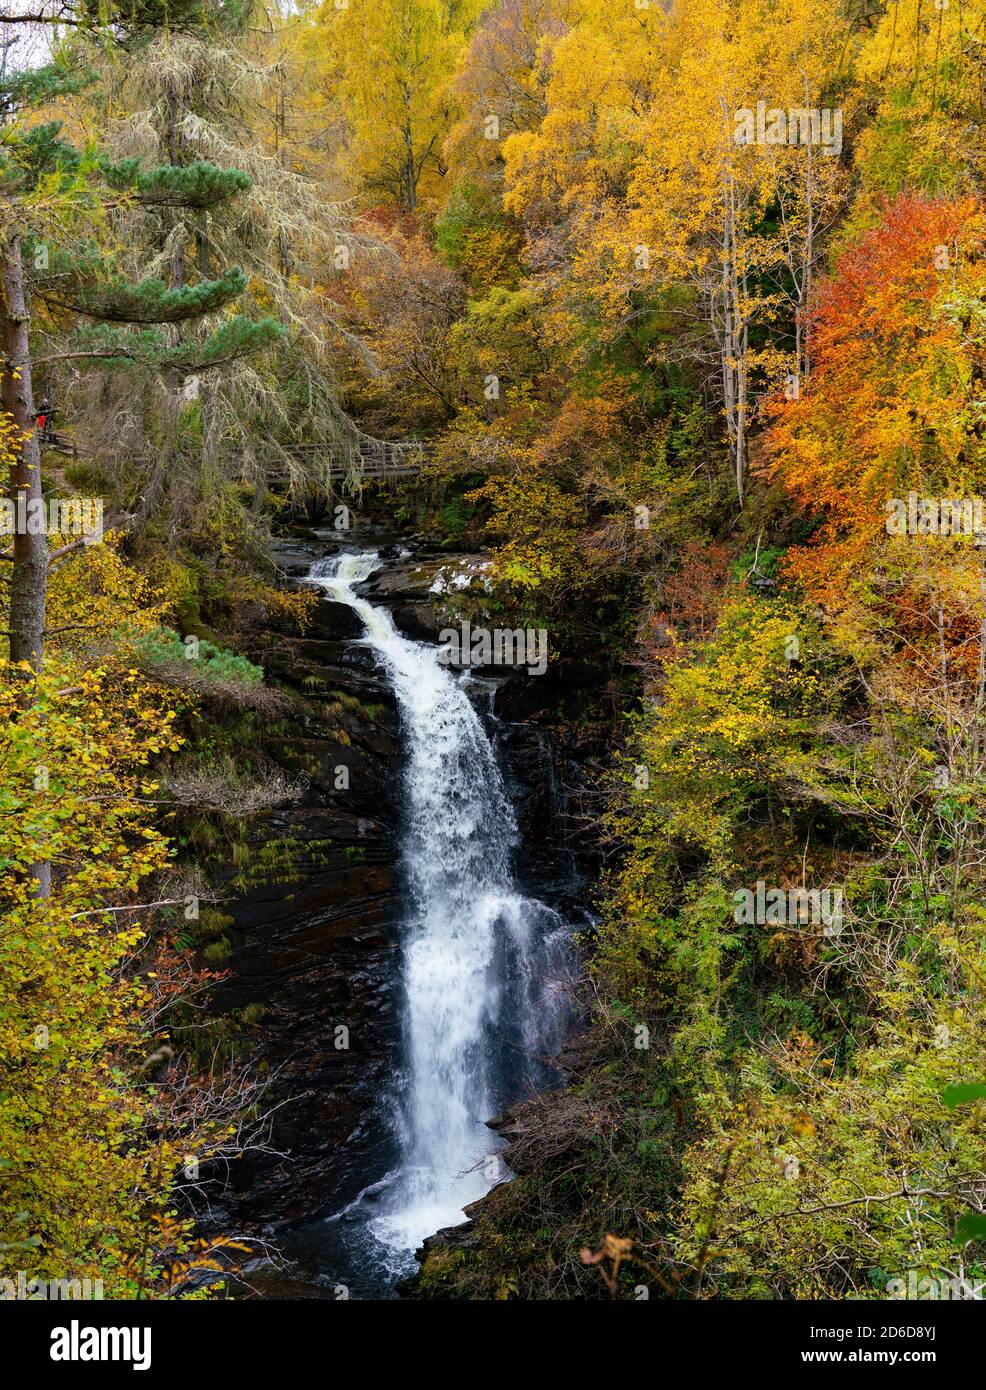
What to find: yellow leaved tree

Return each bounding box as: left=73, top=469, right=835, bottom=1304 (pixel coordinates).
left=1, top=486, right=242, bottom=1295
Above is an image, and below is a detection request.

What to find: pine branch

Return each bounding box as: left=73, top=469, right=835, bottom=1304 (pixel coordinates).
left=35, top=314, right=284, bottom=372
left=49, top=267, right=249, bottom=324
left=100, top=157, right=253, bottom=209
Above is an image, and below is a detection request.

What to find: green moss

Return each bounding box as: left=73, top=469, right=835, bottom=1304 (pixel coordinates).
left=202, top=936, right=231, bottom=964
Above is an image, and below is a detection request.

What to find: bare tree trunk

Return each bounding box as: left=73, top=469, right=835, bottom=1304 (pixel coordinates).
left=718, top=164, right=747, bottom=507
left=2, top=231, right=47, bottom=672
left=2, top=230, right=52, bottom=897
left=402, top=79, right=417, bottom=213
left=274, top=61, right=291, bottom=279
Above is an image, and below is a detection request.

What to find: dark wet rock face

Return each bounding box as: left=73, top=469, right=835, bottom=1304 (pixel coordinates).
left=218, top=828, right=402, bottom=1228
left=212, top=585, right=404, bottom=1233
left=210, top=530, right=600, bottom=1295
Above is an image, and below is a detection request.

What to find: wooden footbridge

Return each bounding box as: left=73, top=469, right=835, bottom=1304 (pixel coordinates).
left=38, top=421, right=428, bottom=490
left=262, top=432, right=427, bottom=485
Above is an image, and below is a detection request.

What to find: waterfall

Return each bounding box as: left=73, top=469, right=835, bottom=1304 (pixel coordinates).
left=310, top=551, right=574, bottom=1275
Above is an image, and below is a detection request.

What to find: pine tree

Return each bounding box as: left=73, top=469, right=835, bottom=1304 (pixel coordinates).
left=48, top=10, right=364, bottom=523
left=1, top=9, right=279, bottom=671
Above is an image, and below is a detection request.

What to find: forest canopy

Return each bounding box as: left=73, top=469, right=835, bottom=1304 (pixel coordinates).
left=2, top=0, right=986, bottom=1308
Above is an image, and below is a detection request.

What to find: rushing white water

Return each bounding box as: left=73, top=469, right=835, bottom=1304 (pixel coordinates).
left=310, top=550, right=573, bottom=1268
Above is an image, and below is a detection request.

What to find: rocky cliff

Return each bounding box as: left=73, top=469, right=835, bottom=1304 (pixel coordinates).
left=207, top=529, right=602, bottom=1296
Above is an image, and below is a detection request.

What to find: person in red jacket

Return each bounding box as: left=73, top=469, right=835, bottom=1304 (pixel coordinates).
left=35, top=397, right=52, bottom=440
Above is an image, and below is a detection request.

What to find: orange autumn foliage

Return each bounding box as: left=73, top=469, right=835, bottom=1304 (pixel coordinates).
left=766, top=194, right=986, bottom=610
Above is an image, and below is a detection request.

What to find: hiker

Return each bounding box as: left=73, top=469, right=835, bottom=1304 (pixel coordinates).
left=35, top=397, right=53, bottom=441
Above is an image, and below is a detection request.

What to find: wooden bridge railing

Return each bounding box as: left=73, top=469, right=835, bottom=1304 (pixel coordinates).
left=38, top=427, right=427, bottom=484
left=265, top=435, right=427, bottom=481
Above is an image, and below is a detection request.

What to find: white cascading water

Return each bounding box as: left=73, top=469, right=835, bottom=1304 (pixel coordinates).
left=310, top=551, right=573, bottom=1272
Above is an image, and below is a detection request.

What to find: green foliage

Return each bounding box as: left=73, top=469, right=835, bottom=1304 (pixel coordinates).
left=0, top=64, right=93, bottom=119
left=434, top=183, right=522, bottom=291
left=133, top=625, right=264, bottom=685
left=71, top=267, right=247, bottom=323
left=449, top=285, right=544, bottom=403
left=440, top=490, right=475, bottom=538
left=103, top=157, right=253, bottom=208
left=63, top=314, right=284, bottom=371
left=0, top=119, right=82, bottom=191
